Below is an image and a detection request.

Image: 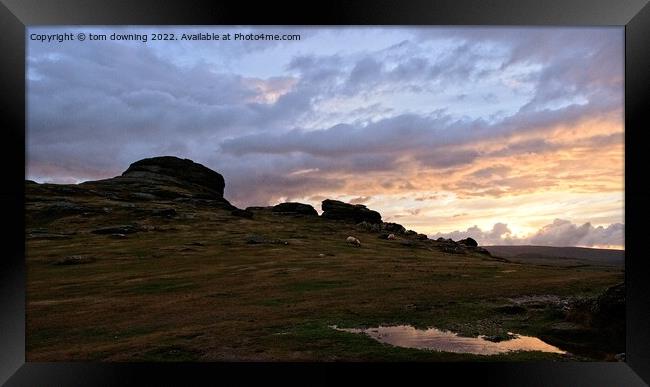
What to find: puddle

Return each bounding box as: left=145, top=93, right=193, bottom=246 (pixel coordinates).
left=331, top=325, right=566, bottom=355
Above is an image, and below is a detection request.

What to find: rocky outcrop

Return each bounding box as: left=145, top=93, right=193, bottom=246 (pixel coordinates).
left=357, top=221, right=406, bottom=234
left=458, top=237, right=478, bottom=247
left=591, top=283, right=624, bottom=329
left=272, top=202, right=318, bottom=216
left=321, top=199, right=382, bottom=224
left=383, top=222, right=406, bottom=234
left=122, top=156, right=225, bottom=198
left=26, top=157, right=242, bottom=227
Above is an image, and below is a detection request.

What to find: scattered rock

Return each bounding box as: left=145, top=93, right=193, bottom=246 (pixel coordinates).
left=441, top=245, right=463, bottom=254
left=36, top=201, right=100, bottom=219
left=52, top=255, right=95, bottom=265
left=357, top=221, right=382, bottom=232
left=151, top=208, right=177, bottom=218
left=360, top=221, right=406, bottom=234
left=321, top=199, right=382, bottom=224
left=245, top=234, right=268, bottom=244
left=387, top=233, right=396, bottom=240
left=272, top=202, right=318, bottom=216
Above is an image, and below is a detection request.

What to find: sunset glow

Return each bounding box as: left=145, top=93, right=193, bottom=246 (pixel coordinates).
left=26, top=26, right=624, bottom=248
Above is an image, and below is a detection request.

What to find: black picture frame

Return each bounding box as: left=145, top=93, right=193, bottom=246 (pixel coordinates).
left=2, top=0, right=649, bottom=385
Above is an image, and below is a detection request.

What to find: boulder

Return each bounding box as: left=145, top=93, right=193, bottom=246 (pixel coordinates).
left=272, top=202, right=318, bottom=216
left=441, top=245, right=464, bottom=254
left=592, top=283, right=624, bottom=326
left=458, top=237, right=478, bottom=247
left=321, top=199, right=382, bottom=224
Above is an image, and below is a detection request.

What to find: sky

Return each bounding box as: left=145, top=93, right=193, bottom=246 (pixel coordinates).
left=26, top=26, right=624, bottom=249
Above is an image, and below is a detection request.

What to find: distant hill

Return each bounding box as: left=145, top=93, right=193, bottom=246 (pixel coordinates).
left=484, top=245, right=624, bottom=267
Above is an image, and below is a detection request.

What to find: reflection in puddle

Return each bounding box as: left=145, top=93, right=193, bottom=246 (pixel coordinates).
left=331, top=325, right=566, bottom=355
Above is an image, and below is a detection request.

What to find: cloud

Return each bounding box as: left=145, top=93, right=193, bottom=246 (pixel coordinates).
left=431, top=219, right=624, bottom=248
left=469, top=165, right=511, bottom=179
left=220, top=98, right=617, bottom=159
left=349, top=196, right=372, bottom=205
left=527, top=219, right=624, bottom=248
left=26, top=26, right=623, bottom=233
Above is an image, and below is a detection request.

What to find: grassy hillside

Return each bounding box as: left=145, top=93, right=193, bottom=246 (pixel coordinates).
left=25, top=158, right=624, bottom=362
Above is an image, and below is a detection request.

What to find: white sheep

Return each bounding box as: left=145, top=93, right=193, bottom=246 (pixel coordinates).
left=387, top=233, right=396, bottom=240
left=346, top=236, right=361, bottom=247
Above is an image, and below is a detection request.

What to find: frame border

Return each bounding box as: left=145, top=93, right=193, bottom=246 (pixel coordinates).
left=1, top=0, right=648, bottom=385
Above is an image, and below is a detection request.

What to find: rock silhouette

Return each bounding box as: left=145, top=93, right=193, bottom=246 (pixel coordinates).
left=272, top=202, right=318, bottom=216
left=321, top=199, right=382, bottom=224
left=122, top=156, right=225, bottom=198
